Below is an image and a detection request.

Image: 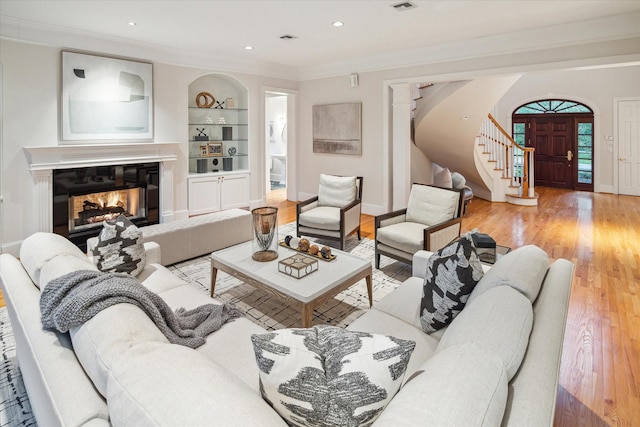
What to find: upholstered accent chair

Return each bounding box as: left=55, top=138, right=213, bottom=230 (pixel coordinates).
left=374, top=183, right=464, bottom=268
left=296, top=174, right=363, bottom=250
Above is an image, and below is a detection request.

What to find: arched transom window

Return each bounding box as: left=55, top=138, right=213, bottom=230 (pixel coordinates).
left=514, top=99, right=592, bottom=115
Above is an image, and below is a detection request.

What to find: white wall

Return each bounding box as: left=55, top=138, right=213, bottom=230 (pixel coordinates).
left=1, top=34, right=638, bottom=251
left=493, top=66, right=640, bottom=192
left=0, top=39, right=296, bottom=253
left=297, top=39, right=640, bottom=212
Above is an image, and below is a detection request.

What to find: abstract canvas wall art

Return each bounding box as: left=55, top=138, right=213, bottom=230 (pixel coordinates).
left=61, top=51, right=153, bottom=142
left=312, top=102, right=362, bottom=155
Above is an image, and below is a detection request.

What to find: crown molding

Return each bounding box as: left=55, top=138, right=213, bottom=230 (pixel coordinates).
left=2, top=12, right=639, bottom=82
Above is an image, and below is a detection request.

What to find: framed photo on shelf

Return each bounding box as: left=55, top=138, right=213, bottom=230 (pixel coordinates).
left=208, top=142, right=223, bottom=156
left=199, top=145, right=208, bottom=156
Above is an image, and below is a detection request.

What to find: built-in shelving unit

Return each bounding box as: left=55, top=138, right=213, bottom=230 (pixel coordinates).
left=187, top=74, right=249, bottom=174
left=187, top=74, right=250, bottom=215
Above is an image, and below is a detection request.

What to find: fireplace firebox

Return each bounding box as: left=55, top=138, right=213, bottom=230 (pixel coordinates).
left=53, top=162, right=159, bottom=250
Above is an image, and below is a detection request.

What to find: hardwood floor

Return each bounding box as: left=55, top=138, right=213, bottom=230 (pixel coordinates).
left=268, top=186, right=640, bottom=427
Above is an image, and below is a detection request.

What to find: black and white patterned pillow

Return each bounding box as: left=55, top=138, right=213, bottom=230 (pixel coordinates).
left=92, top=215, right=146, bottom=276
left=251, top=325, right=415, bottom=427
left=420, top=235, right=484, bottom=333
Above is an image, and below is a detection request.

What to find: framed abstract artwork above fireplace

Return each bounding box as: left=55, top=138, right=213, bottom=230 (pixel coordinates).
left=61, top=51, right=153, bottom=142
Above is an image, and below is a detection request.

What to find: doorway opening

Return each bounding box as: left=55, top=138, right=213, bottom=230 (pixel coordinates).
left=265, top=93, right=288, bottom=195
left=512, top=99, right=594, bottom=192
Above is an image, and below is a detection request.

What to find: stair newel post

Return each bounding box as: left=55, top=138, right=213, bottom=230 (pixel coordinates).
left=522, top=148, right=530, bottom=197
left=527, top=148, right=535, bottom=197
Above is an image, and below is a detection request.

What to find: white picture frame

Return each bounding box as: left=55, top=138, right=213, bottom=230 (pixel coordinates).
left=61, top=51, right=153, bottom=142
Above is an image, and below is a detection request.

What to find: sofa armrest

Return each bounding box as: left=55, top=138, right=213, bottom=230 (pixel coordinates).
left=143, top=241, right=161, bottom=265
left=424, top=217, right=462, bottom=251
left=412, top=250, right=434, bottom=278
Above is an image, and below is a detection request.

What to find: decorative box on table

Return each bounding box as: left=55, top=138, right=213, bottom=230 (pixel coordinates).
left=472, top=232, right=497, bottom=263
left=278, top=254, right=318, bottom=279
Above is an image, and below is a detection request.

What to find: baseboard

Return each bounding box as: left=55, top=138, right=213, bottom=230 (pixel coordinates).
left=596, top=184, right=614, bottom=194
left=171, top=209, right=190, bottom=221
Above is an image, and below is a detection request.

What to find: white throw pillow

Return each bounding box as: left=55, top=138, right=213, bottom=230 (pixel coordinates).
left=451, top=172, right=466, bottom=189
left=433, top=164, right=453, bottom=188
left=317, top=174, right=357, bottom=208
left=92, top=215, right=146, bottom=276
left=251, top=325, right=415, bottom=427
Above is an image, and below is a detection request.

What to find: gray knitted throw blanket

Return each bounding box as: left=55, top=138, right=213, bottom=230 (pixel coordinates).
left=40, top=270, right=243, bottom=349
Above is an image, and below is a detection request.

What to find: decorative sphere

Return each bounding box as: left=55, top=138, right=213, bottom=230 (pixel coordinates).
left=289, top=237, right=300, bottom=250
left=321, top=246, right=332, bottom=259
left=298, top=238, right=310, bottom=252
left=309, top=245, right=319, bottom=255
left=284, top=235, right=293, bottom=246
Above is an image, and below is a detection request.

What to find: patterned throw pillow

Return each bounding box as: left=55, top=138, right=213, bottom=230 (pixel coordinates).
left=92, top=215, right=146, bottom=276
left=251, top=325, right=415, bottom=427
left=420, top=235, right=484, bottom=333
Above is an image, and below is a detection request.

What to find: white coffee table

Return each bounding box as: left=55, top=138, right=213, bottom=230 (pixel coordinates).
left=210, top=241, right=372, bottom=327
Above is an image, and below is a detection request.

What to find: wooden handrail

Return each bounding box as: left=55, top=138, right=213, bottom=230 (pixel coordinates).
left=479, top=114, right=535, bottom=198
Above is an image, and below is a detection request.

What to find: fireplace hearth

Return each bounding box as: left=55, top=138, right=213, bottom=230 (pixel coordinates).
left=53, top=162, right=159, bottom=250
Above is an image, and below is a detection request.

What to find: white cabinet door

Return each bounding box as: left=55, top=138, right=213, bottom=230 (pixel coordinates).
left=220, top=173, right=250, bottom=210
left=188, top=176, right=221, bottom=216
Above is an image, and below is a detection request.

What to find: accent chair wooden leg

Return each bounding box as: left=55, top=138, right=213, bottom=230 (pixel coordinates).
left=375, top=253, right=381, bottom=269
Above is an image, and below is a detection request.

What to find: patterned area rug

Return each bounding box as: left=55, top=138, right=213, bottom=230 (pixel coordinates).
left=0, top=308, right=36, bottom=427
left=168, top=223, right=412, bottom=330
left=0, top=223, right=411, bottom=425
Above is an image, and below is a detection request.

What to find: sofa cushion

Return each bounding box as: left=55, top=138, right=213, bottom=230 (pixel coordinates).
left=437, top=286, right=533, bottom=380
left=372, top=341, right=508, bottom=427
left=19, top=232, right=89, bottom=288
left=420, top=235, right=484, bottom=333
left=107, top=342, right=287, bottom=427
left=298, top=206, right=341, bottom=230
left=69, top=303, right=169, bottom=397
left=375, top=222, right=427, bottom=255
left=251, top=325, right=415, bottom=427
left=318, top=174, right=356, bottom=208
left=347, top=306, right=440, bottom=382
left=39, top=254, right=98, bottom=291
left=92, top=215, right=146, bottom=276
left=405, top=184, right=459, bottom=226
left=466, top=245, right=549, bottom=306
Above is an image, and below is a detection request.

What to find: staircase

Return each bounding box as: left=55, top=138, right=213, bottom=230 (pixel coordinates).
left=411, top=76, right=538, bottom=206
left=478, top=115, right=538, bottom=206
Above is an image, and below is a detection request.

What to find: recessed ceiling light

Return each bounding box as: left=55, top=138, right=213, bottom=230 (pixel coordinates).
left=244, top=46, right=254, bottom=50
left=332, top=21, right=344, bottom=27
left=279, top=35, right=297, bottom=40
left=128, top=21, right=137, bottom=26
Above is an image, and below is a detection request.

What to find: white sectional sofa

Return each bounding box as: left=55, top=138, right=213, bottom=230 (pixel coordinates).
left=0, top=230, right=574, bottom=426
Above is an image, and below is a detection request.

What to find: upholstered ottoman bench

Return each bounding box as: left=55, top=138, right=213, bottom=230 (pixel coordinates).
left=87, top=208, right=253, bottom=265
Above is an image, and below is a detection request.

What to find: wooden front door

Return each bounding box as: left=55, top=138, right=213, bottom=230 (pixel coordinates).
left=530, top=117, right=574, bottom=189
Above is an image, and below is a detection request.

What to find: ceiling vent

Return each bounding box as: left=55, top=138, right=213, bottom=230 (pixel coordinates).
left=279, top=35, right=297, bottom=40
left=392, top=1, right=417, bottom=11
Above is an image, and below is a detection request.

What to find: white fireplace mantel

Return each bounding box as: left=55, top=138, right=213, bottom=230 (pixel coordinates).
left=24, top=142, right=182, bottom=233
left=24, top=142, right=181, bottom=170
